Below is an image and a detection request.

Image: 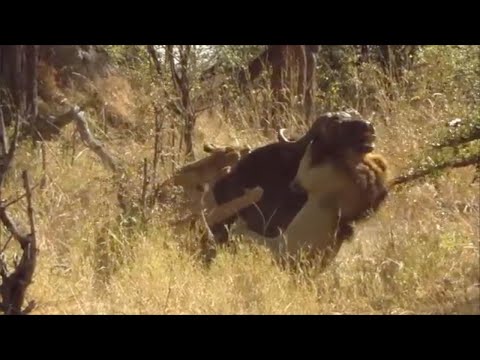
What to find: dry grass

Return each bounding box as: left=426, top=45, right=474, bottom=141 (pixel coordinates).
left=1, top=46, right=478, bottom=315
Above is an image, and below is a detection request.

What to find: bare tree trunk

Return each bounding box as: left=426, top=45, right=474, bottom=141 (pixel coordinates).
left=237, top=45, right=317, bottom=124
left=166, top=45, right=196, bottom=160
left=360, top=45, right=370, bottom=63
left=0, top=46, right=26, bottom=126
left=281, top=45, right=317, bottom=123
left=236, top=47, right=271, bottom=89
left=269, top=45, right=288, bottom=105
left=303, top=46, right=317, bottom=122
left=379, top=45, right=392, bottom=75
left=379, top=45, right=418, bottom=80
left=292, top=46, right=307, bottom=102
left=146, top=45, right=162, bottom=76
left=25, top=45, right=38, bottom=141
left=0, top=45, right=39, bottom=137
left=278, top=45, right=318, bottom=123
left=12, top=46, right=26, bottom=115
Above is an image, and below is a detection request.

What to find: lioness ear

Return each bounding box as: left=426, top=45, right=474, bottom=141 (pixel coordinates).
left=204, top=144, right=216, bottom=153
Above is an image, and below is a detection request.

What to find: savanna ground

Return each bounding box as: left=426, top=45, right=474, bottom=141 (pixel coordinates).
left=1, top=45, right=479, bottom=314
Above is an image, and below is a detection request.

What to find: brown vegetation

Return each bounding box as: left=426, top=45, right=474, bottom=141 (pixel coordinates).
left=0, top=45, right=477, bottom=314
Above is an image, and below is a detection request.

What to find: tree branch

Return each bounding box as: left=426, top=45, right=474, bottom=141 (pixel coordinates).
left=0, top=170, right=38, bottom=315
left=72, top=108, right=119, bottom=173
left=390, top=153, right=480, bottom=187
left=432, top=125, right=480, bottom=149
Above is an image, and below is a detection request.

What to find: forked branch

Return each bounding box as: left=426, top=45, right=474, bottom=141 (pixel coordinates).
left=0, top=108, right=38, bottom=315
left=0, top=171, right=38, bottom=315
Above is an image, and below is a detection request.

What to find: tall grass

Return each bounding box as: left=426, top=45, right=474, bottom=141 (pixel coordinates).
left=1, top=45, right=478, bottom=314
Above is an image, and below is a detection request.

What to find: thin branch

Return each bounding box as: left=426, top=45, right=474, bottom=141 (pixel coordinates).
left=432, top=125, right=480, bottom=149
left=19, top=107, right=79, bottom=142
left=166, top=46, right=182, bottom=96
left=390, top=153, right=480, bottom=187
left=0, top=234, right=13, bottom=254
left=40, top=141, right=47, bottom=188
left=2, top=181, right=41, bottom=209
left=152, top=107, right=162, bottom=185
left=141, top=158, right=149, bottom=210
left=166, top=45, right=196, bottom=159
left=72, top=107, right=119, bottom=173
left=22, top=171, right=36, bottom=244
left=0, top=203, right=27, bottom=246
